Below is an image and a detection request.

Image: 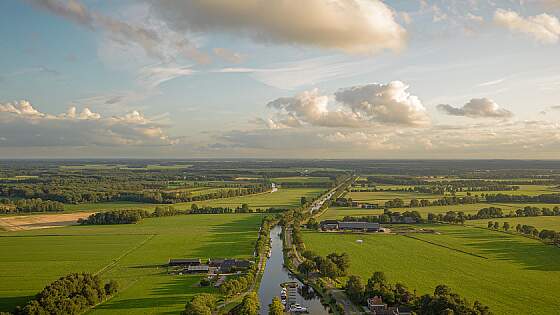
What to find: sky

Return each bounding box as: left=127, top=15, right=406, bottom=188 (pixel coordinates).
left=1, top=0, right=560, bottom=159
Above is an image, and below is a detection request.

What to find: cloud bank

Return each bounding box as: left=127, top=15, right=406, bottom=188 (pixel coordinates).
left=437, top=98, right=513, bottom=119
left=265, top=81, right=429, bottom=128
left=494, top=9, right=560, bottom=44
left=151, top=0, right=406, bottom=54
left=0, top=100, right=175, bottom=147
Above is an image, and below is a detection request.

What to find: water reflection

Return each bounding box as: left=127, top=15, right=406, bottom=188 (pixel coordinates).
left=258, top=226, right=330, bottom=314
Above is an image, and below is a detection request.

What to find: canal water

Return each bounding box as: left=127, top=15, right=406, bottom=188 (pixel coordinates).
left=258, top=226, right=330, bottom=314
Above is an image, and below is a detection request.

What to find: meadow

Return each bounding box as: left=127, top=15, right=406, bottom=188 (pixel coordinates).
left=346, top=190, right=441, bottom=203
left=303, top=224, right=560, bottom=315
left=469, top=216, right=560, bottom=231
left=318, top=203, right=560, bottom=220
left=0, top=214, right=264, bottom=314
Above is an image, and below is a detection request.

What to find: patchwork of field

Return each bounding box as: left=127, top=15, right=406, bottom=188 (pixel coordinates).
left=63, top=188, right=324, bottom=213
left=272, top=176, right=332, bottom=184
left=454, top=185, right=560, bottom=197
left=303, top=224, right=560, bottom=315
left=319, top=202, right=560, bottom=221
left=0, top=214, right=263, bottom=314
left=346, top=191, right=441, bottom=203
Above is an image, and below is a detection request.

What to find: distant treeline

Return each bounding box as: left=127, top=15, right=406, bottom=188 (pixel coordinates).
left=0, top=198, right=64, bottom=214
left=0, top=177, right=269, bottom=205
left=339, top=210, right=423, bottom=224
left=11, top=273, right=117, bottom=315
left=485, top=193, right=560, bottom=204
left=429, top=206, right=560, bottom=224
left=352, top=184, right=519, bottom=194
left=78, top=204, right=288, bottom=225
left=118, top=185, right=268, bottom=204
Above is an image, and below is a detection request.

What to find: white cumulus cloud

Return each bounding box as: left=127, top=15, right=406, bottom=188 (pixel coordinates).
left=494, top=9, right=560, bottom=44
left=437, top=98, right=514, bottom=119
left=0, top=100, right=176, bottom=147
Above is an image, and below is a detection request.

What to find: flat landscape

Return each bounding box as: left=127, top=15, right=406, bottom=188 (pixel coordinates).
left=0, top=214, right=264, bottom=314
left=303, top=224, right=560, bottom=315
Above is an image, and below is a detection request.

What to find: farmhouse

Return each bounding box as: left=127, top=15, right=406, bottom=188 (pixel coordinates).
left=187, top=265, right=210, bottom=273
left=320, top=220, right=380, bottom=232
left=367, top=296, right=411, bottom=315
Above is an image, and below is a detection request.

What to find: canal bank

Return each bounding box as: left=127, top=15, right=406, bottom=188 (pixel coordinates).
left=258, top=226, right=330, bottom=314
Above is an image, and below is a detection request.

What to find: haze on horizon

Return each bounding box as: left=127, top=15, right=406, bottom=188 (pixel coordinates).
left=1, top=0, right=559, bottom=159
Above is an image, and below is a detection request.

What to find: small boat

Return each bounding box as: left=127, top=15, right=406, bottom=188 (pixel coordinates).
left=289, top=304, right=308, bottom=313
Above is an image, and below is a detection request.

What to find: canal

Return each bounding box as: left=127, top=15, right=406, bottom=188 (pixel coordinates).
left=258, top=226, right=330, bottom=314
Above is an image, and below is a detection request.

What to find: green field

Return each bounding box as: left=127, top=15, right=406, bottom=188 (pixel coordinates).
left=347, top=191, right=442, bottom=203
left=272, top=176, right=331, bottom=184
left=319, top=202, right=560, bottom=221
left=62, top=188, right=324, bottom=213
left=469, top=216, right=560, bottom=231
left=454, top=185, right=560, bottom=197
left=0, top=214, right=264, bottom=314
left=303, top=225, right=560, bottom=315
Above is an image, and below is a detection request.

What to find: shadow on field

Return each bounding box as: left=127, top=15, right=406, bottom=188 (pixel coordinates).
left=0, top=295, right=34, bottom=313
left=189, top=215, right=262, bottom=259
left=94, top=277, right=204, bottom=313
left=441, top=227, right=560, bottom=271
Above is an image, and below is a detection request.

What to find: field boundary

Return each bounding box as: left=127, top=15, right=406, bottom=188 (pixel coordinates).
left=95, top=233, right=157, bottom=276
left=403, top=234, right=488, bottom=260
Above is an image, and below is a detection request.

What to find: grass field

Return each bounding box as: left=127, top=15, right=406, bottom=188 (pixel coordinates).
left=454, top=185, right=560, bottom=197
left=469, top=216, right=560, bottom=231
left=303, top=225, right=560, bottom=315
left=319, top=202, right=560, bottom=221
left=0, top=214, right=264, bottom=314
left=62, top=188, right=325, bottom=213
left=347, top=191, right=442, bottom=204
left=272, top=176, right=331, bottom=184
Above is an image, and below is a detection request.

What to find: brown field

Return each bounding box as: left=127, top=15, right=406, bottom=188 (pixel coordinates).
left=0, top=212, right=94, bottom=231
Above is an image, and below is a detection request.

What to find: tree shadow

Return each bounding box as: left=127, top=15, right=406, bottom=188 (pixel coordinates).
left=0, top=295, right=34, bottom=313
left=437, top=227, right=560, bottom=271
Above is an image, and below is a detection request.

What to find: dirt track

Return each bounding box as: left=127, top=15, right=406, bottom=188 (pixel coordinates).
left=0, top=212, right=95, bottom=231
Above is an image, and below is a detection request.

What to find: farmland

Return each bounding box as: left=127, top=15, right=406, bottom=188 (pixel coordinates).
left=0, top=214, right=264, bottom=314
left=303, top=224, right=560, bottom=315
left=469, top=216, right=560, bottom=231
left=62, top=187, right=325, bottom=213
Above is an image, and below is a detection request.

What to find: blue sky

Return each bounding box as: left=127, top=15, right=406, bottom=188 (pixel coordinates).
left=1, top=0, right=560, bottom=158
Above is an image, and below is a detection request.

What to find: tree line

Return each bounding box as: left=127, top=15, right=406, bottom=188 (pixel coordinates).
left=0, top=198, right=64, bottom=214
left=431, top=206, right=560, bottom=225
left=9, top=273, right=118, bottom=315
left=487, top=221, right=560, bottom=246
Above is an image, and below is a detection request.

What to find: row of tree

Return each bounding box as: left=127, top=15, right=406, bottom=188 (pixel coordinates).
left=485, top=193, right=560, bottom=204
left=431, top=206, right=560, bottom=225
left=12, top=273, right=117, bottom=315
left=488, top=221, right=560, bottom=245
left=0, top=198, right=64, bottom=214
